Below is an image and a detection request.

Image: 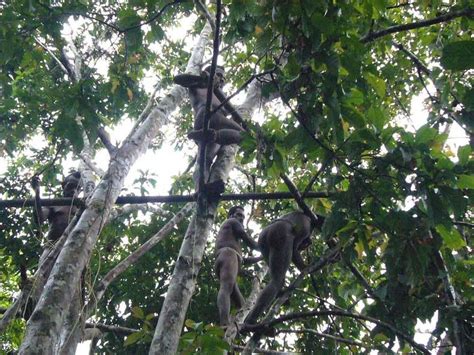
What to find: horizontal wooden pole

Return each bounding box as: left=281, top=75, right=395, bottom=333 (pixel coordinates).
left=0, top=191, right=332, bottom=209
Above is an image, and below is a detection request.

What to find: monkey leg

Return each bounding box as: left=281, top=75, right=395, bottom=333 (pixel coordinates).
left=214, top=129, right=243, bottom=145
left=187, top=128, right=242, bottom=146
left=212, top=113, right=244, bottom=132
left=231, top=283, right=245, bottom=310
left=244, top=235, right=293, bottom=325
left=216, top=250, right=240, bottom=326
left=173, top=73, right=207, bottom=88
left=187, top=129, right=217, bottom=143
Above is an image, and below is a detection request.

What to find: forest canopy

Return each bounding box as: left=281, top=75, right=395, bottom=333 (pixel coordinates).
left=0, top=0, right=473, bottom=354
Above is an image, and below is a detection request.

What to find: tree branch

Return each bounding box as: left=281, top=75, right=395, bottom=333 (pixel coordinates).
left=248, top=309, right=430, bottom=354
left=78, top=153, right=105, bottom=177
left=97, top=127, right=117, bottom=155
left=85, top=322, right=137, bottom=335
left=86, top=202, right=194, bottom=316
left=0, top=191, right=332, bottom=208
left=194, top=0, right=215, bottom=33
left=279, top=328, right=367, bottom=348
left=361, top=8, right=474, bottom=43
left=280, top=173, right=323, bottom=229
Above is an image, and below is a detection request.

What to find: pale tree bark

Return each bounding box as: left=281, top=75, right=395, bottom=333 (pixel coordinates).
left=18, top=23, right=212, bottom=355
left=149, top=75, right=267, bottom=355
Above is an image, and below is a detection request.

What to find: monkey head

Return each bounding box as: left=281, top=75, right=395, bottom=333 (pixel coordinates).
left=203, top=65, right=225, bottom=89
left=228, top=205, right=245, bottom=224
left=61, top=171, right=82, bottom=197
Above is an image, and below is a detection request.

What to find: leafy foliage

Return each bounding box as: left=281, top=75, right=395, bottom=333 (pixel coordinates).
left=0, top=0, right=472, bottom=353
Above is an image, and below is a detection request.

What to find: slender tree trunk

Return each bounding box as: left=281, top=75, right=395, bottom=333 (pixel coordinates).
left=18, top=22, right=212, bottom=355
left=149, top=77, right=266, bottom=355
left=58, top=285, right=83, bottom=355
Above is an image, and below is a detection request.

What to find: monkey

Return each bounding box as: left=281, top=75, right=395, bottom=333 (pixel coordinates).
left=174, top=66, right=245, bottom=193
left=32, top=171, right=82, bottom=242
left=214, top=205, right=260, bottom=326
left=244, top=211, right=314, bottom=325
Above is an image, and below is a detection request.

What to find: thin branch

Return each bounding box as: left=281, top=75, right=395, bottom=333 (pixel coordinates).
left=97, top=127, right=117, bottom=155
left=453, top=220, right=474, bottom=228
left=386, top=2, right=414, bottom=10
left=87, top=203, right=194, bottom=313
left=392, top=41, right=430, bottom=76
left=109, top=203, right=165, bottom=220
left=210, top=68, right=277, bottom=126
left=194, top=0, right=215, bottom=33
left=302, top=158, right=332, bottom=197
left=361, top=8, right=474, bottom=43
left=431, top=233, right=466, bottom=354
left=60, top=0, right=184, bottom=34
left=78, top=153, right=105, bottom=176
left=232, top=345, right=290, bottom=354
left=85, top=322, right=137, bottom=335
left=279, top=328, right=366, bottom=347
left=0, top=191, right=333, bottom=208
left=342, top=258, right=388, bottom=312
left=247, top=309, right=430, bottom=354
left=33, top=36, right=69, bottom=76
left=280, top=173, right=322, bottom=229
left=121, top=0, right=185, bottom=32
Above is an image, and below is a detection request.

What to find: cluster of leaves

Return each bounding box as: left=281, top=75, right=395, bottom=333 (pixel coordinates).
left=0, top=0, right=472, bottom=353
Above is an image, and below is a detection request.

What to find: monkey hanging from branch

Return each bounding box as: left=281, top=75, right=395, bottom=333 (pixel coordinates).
left=243, top=210, right=314, bottom=325
left=174, top=66, right=247, bottom=196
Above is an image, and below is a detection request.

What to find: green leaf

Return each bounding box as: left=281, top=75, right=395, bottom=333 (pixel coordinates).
left=457, top=145, right=471, bottom=166
left=131, top=306, right=144, bottom=319
left=185, top=319, right=195, bottom=328
left=124, top=331, right=144, bottom=346
left=435, top=225, right=466, bottom=250
left=415, top=125, right=437, bottom=145
left=441, top=41, right=474, bottom=71
left=367, top=105, right=387, bottom=130
left=365, top=72, right=386, bottom=97
left=457, top=175, right=474, bottom=189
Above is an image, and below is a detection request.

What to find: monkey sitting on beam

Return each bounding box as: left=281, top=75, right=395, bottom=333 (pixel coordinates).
left=174, top=66, right=245, bottom=195
left=244, top=211, right=314, bottom=325
left=32, top=171, right=82, bottom=242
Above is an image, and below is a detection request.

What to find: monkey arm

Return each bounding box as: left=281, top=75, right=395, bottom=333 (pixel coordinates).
left=298, top=235, right=312, bottom=251
left=31, top=176, right=46, bottom=226
left=173, top=73, right=207, bottom=88
left=212, top=88, right=246, bottom=127
left=292, top=246, right=307, bottom=271
left=233, top=221, right=259, bottom=251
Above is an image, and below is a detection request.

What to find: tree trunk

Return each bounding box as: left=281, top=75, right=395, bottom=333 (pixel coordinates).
left=18, top=22, right=212, bottom=355
left=149, top=77, right=266, bottom=355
